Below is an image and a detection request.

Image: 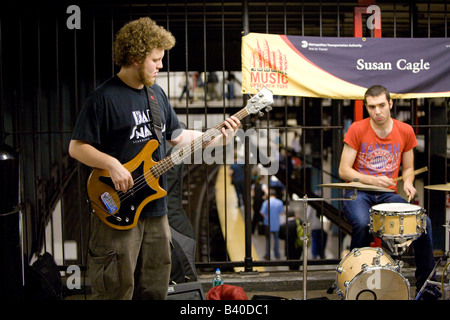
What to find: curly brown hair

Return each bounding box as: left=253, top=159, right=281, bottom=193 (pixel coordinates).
left=114, top=17, right=176, bottom=67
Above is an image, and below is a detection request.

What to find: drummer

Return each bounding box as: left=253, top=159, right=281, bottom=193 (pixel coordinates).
left=338, top=85, right=438, bottom=299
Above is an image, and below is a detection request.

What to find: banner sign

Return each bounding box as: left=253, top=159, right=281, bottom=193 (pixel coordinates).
left=241, top=33, right=450, bottom=99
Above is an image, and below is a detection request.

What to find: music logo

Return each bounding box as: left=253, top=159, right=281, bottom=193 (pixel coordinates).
left=249, top=39, right=289, bottom=90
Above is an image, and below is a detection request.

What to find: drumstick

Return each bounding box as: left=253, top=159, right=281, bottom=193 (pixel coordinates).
left=393, top=166, right=428, bottom=182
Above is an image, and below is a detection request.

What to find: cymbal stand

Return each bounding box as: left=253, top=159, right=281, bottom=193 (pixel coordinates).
left=292, top=190, right=357, bottom=300
left=414, top=220, right=450, bottom=300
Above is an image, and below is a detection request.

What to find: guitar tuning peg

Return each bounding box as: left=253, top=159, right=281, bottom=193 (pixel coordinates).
left=258, top=111, right=264, bottom=117
left=265, top=106, right=272, bottom=112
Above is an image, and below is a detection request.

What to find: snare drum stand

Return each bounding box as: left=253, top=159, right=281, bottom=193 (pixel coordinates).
left=293, top=191, right=357, bottom=300
left=385, top=238, right=414, bottom=257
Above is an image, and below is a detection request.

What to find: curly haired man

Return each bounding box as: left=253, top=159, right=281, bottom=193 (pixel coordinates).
left=69, top=17, right=240, bottom=300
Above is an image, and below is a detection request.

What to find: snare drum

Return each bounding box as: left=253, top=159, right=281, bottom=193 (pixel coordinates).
left=369, top=203, right=426, bottom=240
left=336, top=247, right=410, bottom=300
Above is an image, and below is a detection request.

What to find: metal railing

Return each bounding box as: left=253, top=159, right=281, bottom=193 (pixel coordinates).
left=0, top=1, right=448, bottom=282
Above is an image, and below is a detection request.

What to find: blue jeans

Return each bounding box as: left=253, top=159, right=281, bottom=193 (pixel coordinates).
left=265, top=227, right=280, bottom=258
left=343, top=190, right=435, bottom=289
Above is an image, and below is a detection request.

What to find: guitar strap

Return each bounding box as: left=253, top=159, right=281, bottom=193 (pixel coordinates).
left=145, top=86, right=162, bottom=143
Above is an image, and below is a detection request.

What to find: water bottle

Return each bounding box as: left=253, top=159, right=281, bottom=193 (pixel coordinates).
left=212, top=268, right=223, bottom=286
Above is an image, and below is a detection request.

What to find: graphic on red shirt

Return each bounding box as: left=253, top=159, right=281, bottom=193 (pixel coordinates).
left=355, top=143, right=400, bottom=178
left=344, top=118, right=417, bottom=184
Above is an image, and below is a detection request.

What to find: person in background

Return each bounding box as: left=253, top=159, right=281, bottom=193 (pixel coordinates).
left=260, top=188, right=284, bottom=260
left=251, top=173, right=268, bottom=235
left=229, top=161, right=246, bottom=208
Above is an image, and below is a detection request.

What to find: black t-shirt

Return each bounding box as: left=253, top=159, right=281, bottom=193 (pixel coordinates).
left=71, top=75, right=182, bottom=217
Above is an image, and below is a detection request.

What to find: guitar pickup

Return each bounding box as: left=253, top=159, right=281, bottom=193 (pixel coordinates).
left=101, top=192, right=118, bottom=214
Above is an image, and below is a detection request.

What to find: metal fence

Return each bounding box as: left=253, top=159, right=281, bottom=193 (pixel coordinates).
left=0, top=1, right=449, bottom=279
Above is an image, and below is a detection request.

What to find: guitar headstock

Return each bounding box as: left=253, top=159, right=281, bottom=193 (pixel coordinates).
left=245, top=87, right=274, bottom=117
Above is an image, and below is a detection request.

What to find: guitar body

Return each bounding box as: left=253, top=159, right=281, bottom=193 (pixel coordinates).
left=86, top=139, right=167, bottom=230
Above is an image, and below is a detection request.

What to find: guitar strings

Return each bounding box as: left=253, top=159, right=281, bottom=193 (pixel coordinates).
left=117, top=123, right=222, bottom=200
left=112, top=130, right=219, bottom=203
left=116, top=114, right=234, bottom=201
left=107, top=108, right=250, bottom=207
left=115, top=108, right=249, bottom=202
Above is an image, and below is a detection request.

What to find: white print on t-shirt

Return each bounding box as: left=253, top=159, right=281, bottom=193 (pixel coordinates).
left=130, top=110, right=155, bottom=142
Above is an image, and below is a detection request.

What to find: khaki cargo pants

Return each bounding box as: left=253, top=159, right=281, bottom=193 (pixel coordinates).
left=87, top=214, right=171, bottom=300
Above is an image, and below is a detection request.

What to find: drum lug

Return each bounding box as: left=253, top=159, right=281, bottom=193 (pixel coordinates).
left=344, top=281, right=350, bottom=288
left=336, top=266, right=343, bottom=274
left=395, top=260, right=404, bottom=273
left=361, top=263, right=369, bottom=271
left=352, top=248, right=361, bottom=257
left=336, top=289, right=344, bottom=298
left=419, top=214, right=427, bottom=233
left=399, top=216, right=404, bottom=235
left=372, top=256, right=380, bottom=266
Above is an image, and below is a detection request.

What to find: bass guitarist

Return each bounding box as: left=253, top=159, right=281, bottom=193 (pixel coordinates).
left=69, top=17, right=240, bottom=300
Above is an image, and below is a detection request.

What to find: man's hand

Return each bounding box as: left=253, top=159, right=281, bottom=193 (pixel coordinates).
left=221, top=116, right=241, bottom=144
left=371, top=175, right=396, bottom=188
left=69, top=139, right=134, bottom=193
left=106, top=158, right=134, bottom=193
left=403, top=180, right=417, bottom=201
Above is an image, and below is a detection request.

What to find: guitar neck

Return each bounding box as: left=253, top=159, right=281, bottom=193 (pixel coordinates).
left=151, top=107, right=250, bottom=178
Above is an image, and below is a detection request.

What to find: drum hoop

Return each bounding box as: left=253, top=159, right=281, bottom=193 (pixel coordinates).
left=369, top=209, right=424, bottom=216
left=375, top=233, right=421, bottom=239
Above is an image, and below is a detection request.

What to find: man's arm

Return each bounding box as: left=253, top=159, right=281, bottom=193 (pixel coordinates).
left=68, top=140, right=134, bottom=193
left=401, top=148, right=416, bottom=199
left=338, top=143, right=395, bottom=188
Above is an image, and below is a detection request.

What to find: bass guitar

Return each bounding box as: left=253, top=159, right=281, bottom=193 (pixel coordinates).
left=86, top=87, right=274, bottom=230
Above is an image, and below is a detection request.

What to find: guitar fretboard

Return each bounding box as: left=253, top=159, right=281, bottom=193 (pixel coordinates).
left=150, top=107, right=250, bottom=178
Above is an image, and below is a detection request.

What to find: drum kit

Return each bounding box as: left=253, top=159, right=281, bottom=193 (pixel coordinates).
left=313, top=170, right=449, bottom=300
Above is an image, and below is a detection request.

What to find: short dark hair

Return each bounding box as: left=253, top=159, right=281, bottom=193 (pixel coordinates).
left=364, top=85, right=391, bottom=104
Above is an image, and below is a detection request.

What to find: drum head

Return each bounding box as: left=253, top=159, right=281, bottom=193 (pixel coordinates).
left=346, top=267, right=410, bottom=300
left=370, top=203, right=422, bottom=213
